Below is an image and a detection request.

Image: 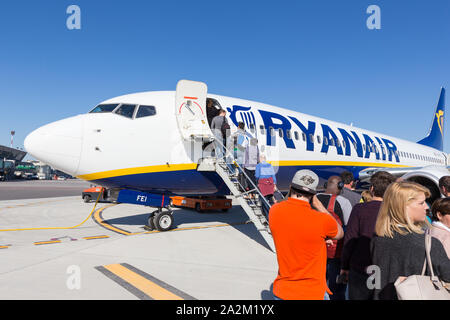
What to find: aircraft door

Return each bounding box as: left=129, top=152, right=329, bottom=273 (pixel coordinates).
left=175, top=80, right=212, bottom=141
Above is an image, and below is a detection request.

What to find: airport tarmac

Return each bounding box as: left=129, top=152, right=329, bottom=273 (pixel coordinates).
left=0, top=179, right=92, bottom=200
left=0, top=182, right=278, bottom=300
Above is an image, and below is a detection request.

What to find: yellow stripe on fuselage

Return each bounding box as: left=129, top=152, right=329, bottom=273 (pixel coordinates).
left=77, top=163, right=198, bottom=181
left=76, top=160, right=411, bottom=181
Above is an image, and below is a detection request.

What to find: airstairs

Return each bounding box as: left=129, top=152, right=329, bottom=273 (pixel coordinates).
left=197, top=148, right=276, bottom=253
left=175, top=80, right=276, bottom=252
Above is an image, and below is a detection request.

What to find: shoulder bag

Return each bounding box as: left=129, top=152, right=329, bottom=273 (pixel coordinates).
left=394, top=229, right=450, bottom=300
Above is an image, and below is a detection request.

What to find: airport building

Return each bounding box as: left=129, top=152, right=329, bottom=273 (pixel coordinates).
left=0, top=144, right=61, bottom=181
left=0, top=144, right=27, bottom=181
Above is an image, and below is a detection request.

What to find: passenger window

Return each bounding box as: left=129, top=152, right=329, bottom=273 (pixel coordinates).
left=324, top=136, right=329, bottom=145
left=249, top=123, right=256, bottom=134
left=342, top=140, right=346, bottom=149
left=115, top=104, right=136, bottom=119
left=136, top=105, right=156, bottom=118
left=302, top=133, right=306, bottom=142
left=89, top=104, right=119, bottom=113
left=309, top=134, right=314, bottom=143
left=317, top=136, right=321, bottom=144
left=278, top=129, right=283, bottom=138
left=294, top=131, right=299, bottom=140
left=330, top=138, right=335, bottom=146
left=269, top=127, right=275, bottom=136
left=286, top=130, right=291, bottom=140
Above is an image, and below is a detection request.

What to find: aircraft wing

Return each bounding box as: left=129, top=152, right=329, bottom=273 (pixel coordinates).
left=358, top=165, right=450, bottom=201
left=359, top=165, right=450, bottom=183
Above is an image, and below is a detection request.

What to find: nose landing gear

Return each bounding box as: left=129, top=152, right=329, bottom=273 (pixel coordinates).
left=144, top=207, right=174, bottom=232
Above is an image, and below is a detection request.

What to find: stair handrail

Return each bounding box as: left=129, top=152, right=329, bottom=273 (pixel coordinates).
left=211, top=135, right=273, bottom=210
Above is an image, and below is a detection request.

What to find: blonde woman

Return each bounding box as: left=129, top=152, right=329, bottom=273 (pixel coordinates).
left=371, top=182, right=450, bottom=300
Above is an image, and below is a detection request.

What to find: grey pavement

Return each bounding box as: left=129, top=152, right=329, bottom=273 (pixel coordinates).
left=0, top=195, right=277, bottom=300
left=0, top=179, right=92, bottom=200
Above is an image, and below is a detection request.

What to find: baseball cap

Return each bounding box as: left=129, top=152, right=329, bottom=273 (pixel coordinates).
left=291, top=170, right=319, bottom=194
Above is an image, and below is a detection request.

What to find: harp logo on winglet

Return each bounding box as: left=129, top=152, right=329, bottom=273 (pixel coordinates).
left=436, top=110, right=444, bottom=136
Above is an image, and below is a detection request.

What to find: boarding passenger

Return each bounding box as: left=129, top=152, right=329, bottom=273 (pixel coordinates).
left=317, top=176, right=352, bottom=300
left=269, top=170, right=344, bottom=300
left=233, top=122, right=250, bottom=166
left=255, top=155, right=277, bottom=218
left=340, top=171, right=396, bottom=300
left=430, top=198, right=450, bottom=257
left=339, top=171, right=362, bottom=207
left=232, top=122, right=251, bottom=186
left=243, top=138, right=260, bottom=197
left=439, top=176, right=450, bottom=197
left=361, top=190, right=372, bottom=203
left=206, top=99, right=220, bottom=126
left=371, top=181, right=450, bottom=300
left=210, top=109, right=227, bottom=160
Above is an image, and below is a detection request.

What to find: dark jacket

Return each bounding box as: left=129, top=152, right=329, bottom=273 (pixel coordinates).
left=371, top=230, right=450, bottom=300
left=341, top=201, right=382, bottom=273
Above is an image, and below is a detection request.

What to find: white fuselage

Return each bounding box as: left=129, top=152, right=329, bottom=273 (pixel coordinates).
left=24, top=90, right=448, bottom=195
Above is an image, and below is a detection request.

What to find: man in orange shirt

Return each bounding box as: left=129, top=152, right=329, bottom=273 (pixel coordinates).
left=269, top=170, right=344, bottom=300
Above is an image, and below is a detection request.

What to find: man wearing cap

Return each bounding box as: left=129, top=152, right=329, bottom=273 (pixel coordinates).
left=269, top=170, right=344, bottom=300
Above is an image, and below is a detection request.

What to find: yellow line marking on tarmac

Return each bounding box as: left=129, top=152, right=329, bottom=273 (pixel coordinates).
left=93, top=205, right=248, bottom=236
left=92, top=205, right=132, bottom=235
left=83, top=235, right=109, bottom=240
left=139, top=222, right=247, bottom=235
left=34, top=240, right=62, bottom=246
left=0, top=246, right=10, bottom=249
left=102, top=264, right=184, bottom=300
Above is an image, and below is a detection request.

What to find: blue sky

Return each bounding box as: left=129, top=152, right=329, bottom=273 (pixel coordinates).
left=1, top=0, right=449, bottom=157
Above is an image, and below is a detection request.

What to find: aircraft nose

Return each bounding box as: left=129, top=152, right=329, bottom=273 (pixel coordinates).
left=24, top=115, right=84, bottom=176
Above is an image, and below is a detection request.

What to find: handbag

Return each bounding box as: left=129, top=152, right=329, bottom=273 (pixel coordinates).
left=258, top=177, right=275, bottom=197
left=394, top=229, right=450, bottom=300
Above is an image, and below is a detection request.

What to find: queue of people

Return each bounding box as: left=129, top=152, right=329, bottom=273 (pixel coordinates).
left=207, top=117, right=449, bottom=300
left=268, top=170, right=450, bottom=300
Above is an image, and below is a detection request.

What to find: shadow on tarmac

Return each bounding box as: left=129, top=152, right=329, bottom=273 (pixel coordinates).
left=102, top=204, right=272, bottom=251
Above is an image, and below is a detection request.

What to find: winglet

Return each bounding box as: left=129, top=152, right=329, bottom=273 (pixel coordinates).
left=417, top=88, right=445, bottom=151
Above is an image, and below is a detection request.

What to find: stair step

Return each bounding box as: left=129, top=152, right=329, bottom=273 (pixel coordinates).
left=205, top=160, right=275, bottom=252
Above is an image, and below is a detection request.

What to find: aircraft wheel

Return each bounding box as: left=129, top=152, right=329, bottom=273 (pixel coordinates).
left=154, top=211, right=174, bottom=231
left=146, top=214, right=156, bottom=230
left=83, top=195, right=91, bottom=203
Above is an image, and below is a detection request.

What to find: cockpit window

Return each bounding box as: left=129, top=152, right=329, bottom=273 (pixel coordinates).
left=136, top=105, right=157, bottom=118
left=89, top=104, right=119, bottom=113
left=115, top=104, right=136, bottom=119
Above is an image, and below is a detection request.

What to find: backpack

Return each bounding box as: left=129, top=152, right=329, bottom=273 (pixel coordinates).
left=221, top=118, right=231, bottom=137
left=326, top=195, right=344, bottom=259
left=258, top=177, right=275, bottom=197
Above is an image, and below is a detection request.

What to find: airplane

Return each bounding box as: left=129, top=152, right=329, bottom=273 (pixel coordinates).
left=24, top=80, right=448, bottom=231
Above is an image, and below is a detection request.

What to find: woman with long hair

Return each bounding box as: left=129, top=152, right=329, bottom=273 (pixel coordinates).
left=371, top=181, right=450, bottom=300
